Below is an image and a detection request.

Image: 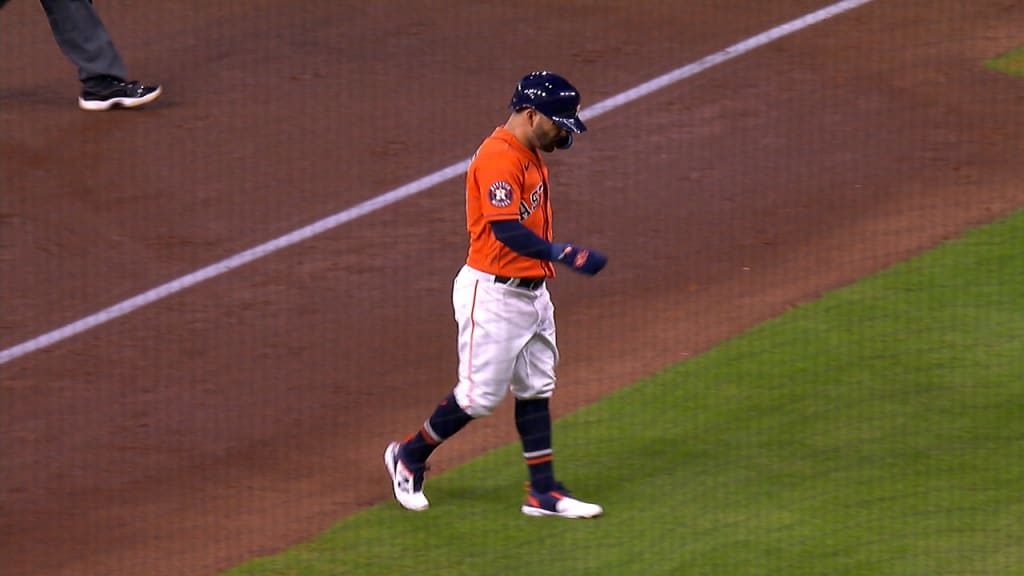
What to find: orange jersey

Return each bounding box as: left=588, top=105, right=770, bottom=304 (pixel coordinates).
left=465, top=127, right=555, bottom=278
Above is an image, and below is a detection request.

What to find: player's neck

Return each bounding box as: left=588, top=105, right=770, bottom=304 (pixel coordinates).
left=504, top=116, right=539, bottom=155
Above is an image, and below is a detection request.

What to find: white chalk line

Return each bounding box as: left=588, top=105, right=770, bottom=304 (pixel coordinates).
left=0, top=0, right=877, bottom=366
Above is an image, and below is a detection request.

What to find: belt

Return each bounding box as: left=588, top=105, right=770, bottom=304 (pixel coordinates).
left=494, top=275, right=546, bottom=290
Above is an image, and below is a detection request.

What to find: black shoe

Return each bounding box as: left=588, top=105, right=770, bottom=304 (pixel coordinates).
left=78, top=79, right=162, bottom=111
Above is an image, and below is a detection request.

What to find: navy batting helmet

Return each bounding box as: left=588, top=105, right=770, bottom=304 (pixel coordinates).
left=509, top=71, right=587, bottom=135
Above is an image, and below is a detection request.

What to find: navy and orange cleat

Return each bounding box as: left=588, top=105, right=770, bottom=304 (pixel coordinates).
left=521, top=481, right=603, bottom=518
left=384, top=442, right=429, bottom=511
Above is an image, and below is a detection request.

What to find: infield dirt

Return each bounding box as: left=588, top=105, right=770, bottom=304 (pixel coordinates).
left=2, top=1, right=1023, bottom=575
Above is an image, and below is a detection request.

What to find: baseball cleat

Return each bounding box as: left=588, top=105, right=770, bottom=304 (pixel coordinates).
left=384, top=441, right=429, bottom=511
left=521, top=482, right=603, bottom=518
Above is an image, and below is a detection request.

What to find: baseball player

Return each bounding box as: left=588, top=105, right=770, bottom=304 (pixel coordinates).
left=385, top=71, right=607, bottom=518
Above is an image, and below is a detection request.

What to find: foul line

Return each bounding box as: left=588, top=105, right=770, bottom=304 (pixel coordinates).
left=0, top=0, right=876, bottom=366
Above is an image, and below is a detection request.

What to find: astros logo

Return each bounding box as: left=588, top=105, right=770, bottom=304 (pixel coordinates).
left=488, top=181, right=513, bottom=208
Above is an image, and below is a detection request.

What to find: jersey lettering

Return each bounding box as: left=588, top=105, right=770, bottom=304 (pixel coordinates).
left=518, top=183, right=544, bottom=221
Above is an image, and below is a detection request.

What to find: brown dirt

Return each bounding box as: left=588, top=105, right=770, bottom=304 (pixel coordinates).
left=2, top=1, right=1022, bottom=575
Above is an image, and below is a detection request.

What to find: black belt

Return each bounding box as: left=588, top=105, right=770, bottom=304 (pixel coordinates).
left=494, top=275, right=545, bottom=290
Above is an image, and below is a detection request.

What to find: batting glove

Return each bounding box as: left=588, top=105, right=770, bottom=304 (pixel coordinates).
left=551, top=242, right=608, bottom=276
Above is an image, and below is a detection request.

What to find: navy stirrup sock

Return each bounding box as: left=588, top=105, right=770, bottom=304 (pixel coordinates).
left=515, top=397, right=555, bottom=493
left=401, top=392, right=473, bottom=471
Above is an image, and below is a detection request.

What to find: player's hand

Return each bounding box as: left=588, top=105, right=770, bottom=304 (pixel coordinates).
left=552, top=243, right=607, bottom=276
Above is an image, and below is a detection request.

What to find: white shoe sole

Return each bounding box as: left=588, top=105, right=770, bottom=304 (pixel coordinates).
left=79, top=86, right=162, bottom=111
left=521, top=505, right=602, bottom=519
left=521, top=499, right=603, bottom=519
left=384, top=442, right=429, bottom=511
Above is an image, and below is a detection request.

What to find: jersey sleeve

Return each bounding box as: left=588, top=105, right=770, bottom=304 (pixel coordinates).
left=470, top=145, right=524, bottom=223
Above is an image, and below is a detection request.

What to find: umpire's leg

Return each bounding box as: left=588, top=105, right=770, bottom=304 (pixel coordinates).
left=39, top=0, right=128, bottom=86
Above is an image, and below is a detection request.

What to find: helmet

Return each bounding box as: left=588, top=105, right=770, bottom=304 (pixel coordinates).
left=509, top=71, right=587, bottom=136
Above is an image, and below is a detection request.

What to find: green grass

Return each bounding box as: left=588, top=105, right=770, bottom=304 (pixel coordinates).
left=986, top=46, right=1024, bottom=77
left=224, top=210, right=1024, bottom=576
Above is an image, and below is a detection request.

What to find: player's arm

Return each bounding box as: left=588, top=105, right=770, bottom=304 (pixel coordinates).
left=490, top=219, right=607, bottom=275
left=490, top=219, right=562, bottom=260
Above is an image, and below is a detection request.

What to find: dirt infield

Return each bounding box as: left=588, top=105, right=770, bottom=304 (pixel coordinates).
left=2, top=1, right=1022, bottom=575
